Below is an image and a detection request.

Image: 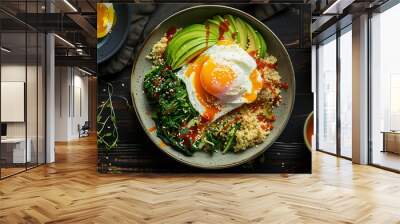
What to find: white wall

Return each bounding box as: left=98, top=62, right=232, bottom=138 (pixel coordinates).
left=1, top=63, right=46, bottom=164
left=54, top=66, right=89, bottom=141
left=55, top=66, right=69, bottom=141
left=72, top=73, right=89, bottom=138
left=1, top=65, right=38, bottom=138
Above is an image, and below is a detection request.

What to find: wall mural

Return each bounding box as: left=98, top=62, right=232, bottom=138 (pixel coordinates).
left=97, top=3, right=312, bottom=173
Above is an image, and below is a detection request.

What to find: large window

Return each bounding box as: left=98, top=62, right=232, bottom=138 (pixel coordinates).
left=370, top=3, right=400, bottom=171
left=317, top=36, right=337, bottom=154
left=316, top=26, right=353, bottom=159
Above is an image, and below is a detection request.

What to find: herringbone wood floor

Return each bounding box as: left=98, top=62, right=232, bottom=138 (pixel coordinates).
left=1, top=136, right=400, bottom=224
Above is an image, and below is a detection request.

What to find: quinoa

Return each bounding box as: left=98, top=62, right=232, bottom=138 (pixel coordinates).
left=146, top=36, right=168, bottom=65
left=146, top=28, right=182, bottom=66
left=234, top=107, right=270, bottom=151
left=209, top=55, right=283, bottom=151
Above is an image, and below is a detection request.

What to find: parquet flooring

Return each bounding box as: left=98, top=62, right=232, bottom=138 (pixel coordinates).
left=1, top=136, right=400, bottom=224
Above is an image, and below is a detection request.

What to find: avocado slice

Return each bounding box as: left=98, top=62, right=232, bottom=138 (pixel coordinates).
left=212, top=15, right=225, bottom=23
left=224, top=15, right=240, bottom=44
left=207, top=19, right=230, bottom=39
left=256, top=31, right=267, bottom=58
left=207, top=18, right=232, bottom=41
left=235, top=17, right=248, bottom=49
left=167, top=25, right=214, bottom=44
left=166, top=31, right=208, bottom=65
left=165, top=25, right=217, bottom=65
left=245, top=22, right=258, bottom=54
left=172, top=37, right=217, bottom=64
left=211, top=15, right=234, bottom=41
left=168, top=24, right=209, bottom=47
left=205, top=22, right=219, bottom=36
left=172, top=41, right=216, bottom=69
left=168, top=30, right=214, bottom=50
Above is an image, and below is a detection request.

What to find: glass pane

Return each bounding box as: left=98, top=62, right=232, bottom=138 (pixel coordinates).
left=371, top=3, right=400, bottom=171
left=38, top=32, right=45, bottom=165
left=27, top=31, right=38, bottom=169
left=26, top=0, right=39, bottom=169
left=317, top=36, right=337, bottom=154
left=339, top=28, right=352, bottom=158
left=1, top=31, right=27, bottom=177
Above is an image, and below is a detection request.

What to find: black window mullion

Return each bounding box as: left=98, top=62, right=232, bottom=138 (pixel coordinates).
left=36, top=0, right=39, bottom=168
left=336, top=30, right=341, bottom=157
left=315, top=44, right=320, bottom=151
left=367, top=11, right=373, bottom=165
left=25, top=0, right=28, bottom=171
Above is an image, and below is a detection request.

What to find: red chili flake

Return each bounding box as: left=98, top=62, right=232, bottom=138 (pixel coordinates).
left=218, top=19, right=230, bottom=40
left=256, top=59, right=267, bottom=70
left=280, top=82, right=289, bottom=90
left=266, top=62, right=277, bottom=69
left=152, top=77, right=163, bottom=87
left=166, top=27, right=177, bottom=42
left=177, top=126, right=200, bottom=147
left=231, top=32, right=238, bottom=40
left=257, top=114, right=266, bottom=122
left=248, top=51, right=258, bottom=59
left=234, top=115, right=242, bottom=122
left=249, top=101, right=263, bottom=112
left=261, top=123, right=273, bottom=131
left=263, top=80, right=273, bottom=90
left=200, top=116, right=210, bottom=124
left=256, top=114, right=275, bottom=123
left=272, top=96, right=281, bottom=106
left=205, top=23, right=210, bottom=48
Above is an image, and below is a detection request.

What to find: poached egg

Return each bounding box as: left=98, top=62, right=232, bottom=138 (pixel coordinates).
left=177, top=40, right=263, bottom=122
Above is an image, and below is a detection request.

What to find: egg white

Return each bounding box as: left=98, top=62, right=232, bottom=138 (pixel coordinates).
left=203, top=44, right=258, bottom=103
left=177, top=43, right=261, bottom=122
left=177, top=65, right=241, bottom=122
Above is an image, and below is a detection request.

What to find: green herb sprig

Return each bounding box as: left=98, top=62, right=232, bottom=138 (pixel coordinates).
left=97, top=83, right=119, bottom=151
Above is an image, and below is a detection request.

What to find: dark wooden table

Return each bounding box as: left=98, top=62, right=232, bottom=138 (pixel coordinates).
left=97, top=3, right=312, bottom=173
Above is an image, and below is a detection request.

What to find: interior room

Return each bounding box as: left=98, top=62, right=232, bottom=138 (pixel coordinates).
left=0, top=10, right=46, bottom=178
left=1, top=0, right=400, bottom=223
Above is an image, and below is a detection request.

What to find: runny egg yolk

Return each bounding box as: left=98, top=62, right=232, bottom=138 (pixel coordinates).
left=200, top=58, right=236, bottom=98
left=97, top=3, right=115, bottom=39
left=184, top=55, right=220, bottom=122
left=243, top=69, right=263, bottom=102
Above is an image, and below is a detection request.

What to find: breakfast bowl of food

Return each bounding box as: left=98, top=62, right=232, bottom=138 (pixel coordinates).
left=131, top=5, right=295, bottom=169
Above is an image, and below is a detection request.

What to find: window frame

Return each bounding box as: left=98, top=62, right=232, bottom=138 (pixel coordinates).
left=315, top=24, right=353, bottom=160
left=0, top=1, right=48, bottom=180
